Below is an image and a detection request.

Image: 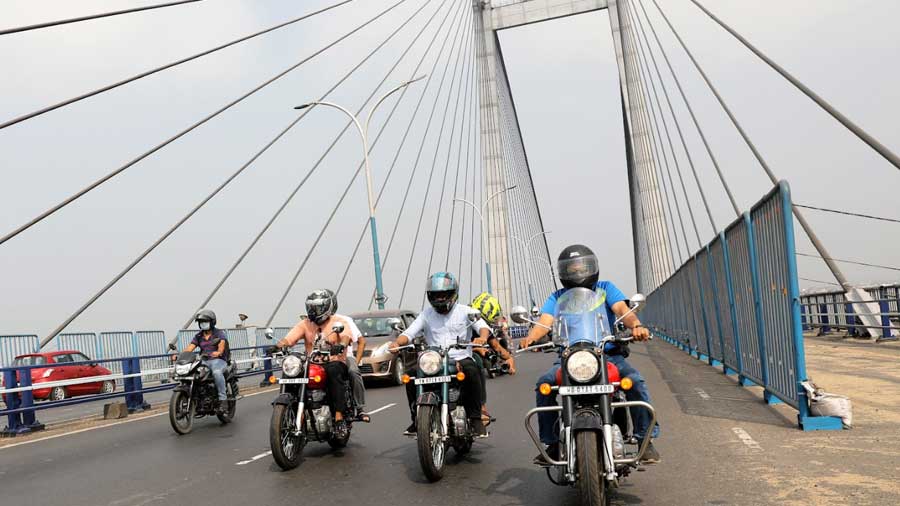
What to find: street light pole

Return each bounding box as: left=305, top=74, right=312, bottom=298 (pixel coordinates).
left=511, top=230, right=551, bottom=307
left=453, top=185, right=516, bottom=294
left=295, top=76, right=425, bottom=309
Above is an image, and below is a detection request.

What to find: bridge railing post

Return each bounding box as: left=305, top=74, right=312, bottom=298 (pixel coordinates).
left=819, top=303, right=830, bottom=334
left=2, top=368, right=22, bottom=435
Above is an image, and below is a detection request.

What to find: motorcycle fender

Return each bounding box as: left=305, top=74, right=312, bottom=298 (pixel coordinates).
left=416, top=391, right=441, bottom=406
left=571, top=412, right=604, bottom=432
left=173, top=384, right=191, bottom=394
left=271, top=393, right=295, bottom=406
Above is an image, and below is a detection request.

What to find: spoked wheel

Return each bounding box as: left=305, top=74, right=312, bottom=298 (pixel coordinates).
left=217, top=382, right=238, bottom=424
left=416, top=404, right=446, bottom=482
left=49, top=386, right=66, bottom=401
left=270, top=403, right=305, bottom=470
left=169, top=390, right=194, bottom=435
left=576, top=431, right=609, bottom=506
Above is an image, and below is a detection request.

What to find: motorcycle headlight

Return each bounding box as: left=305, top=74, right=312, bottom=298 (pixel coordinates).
left=174, top=364, right=192, bottom=376
left=566, top=350, right=600, bottom=383
left=282, top=355, right=302, bottom=377
left=418, top=350, right=442, bottom=376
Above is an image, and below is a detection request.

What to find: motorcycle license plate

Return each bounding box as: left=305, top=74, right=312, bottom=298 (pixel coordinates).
left=278, top=378, right=308, bottom=384
left=558, top=384, right=614, bottom=396
left=414, top=375, right=453, bottom=385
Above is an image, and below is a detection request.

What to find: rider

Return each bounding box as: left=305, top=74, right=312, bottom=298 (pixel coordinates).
left=273, top=290, right=368, bottom=440
left=180, top=309, right=229, bottom=414
left=518, top=244, right=660, bottom=464
left=322, top=289, right=367, bottom=416
left=390, top=272, right=490, bottom=437
left=470, top=292, right=516, bottom=425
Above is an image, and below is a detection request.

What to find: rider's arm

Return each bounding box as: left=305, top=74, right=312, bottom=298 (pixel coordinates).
left=520, top=313, right=555, bottom=348
left=611, top=301, right=650, bottom=341
left=212, top=339, right=226, bottom=358
left=393, top=313, right=425, bottom=349
left=355, top=335, right=366, bottom=363
left=183, top=343, right=197, bottom=353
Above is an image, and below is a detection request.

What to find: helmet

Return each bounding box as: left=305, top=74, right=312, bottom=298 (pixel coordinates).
left=426, top=272, right=458, bottom=314
left=557, top=244, right=599, bottom=290
left=305, top=289, right=337, bottom=325
left=323, top=288, right=338, bottom=312
left=195, top=309, right=217, bottom=329
left=471, top=292, right=501, bottom=324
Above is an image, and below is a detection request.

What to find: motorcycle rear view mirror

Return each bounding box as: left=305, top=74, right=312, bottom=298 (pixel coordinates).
left=629, top=293, right=646, bottom=312
left=510, top=305, right=533, bottom=325
left=387, top=317, right=404, bottom=332
left=264, top=327, right=275, bottom=339
left=332, top=322, right=345, bottom=334
left=167, top=342, right=177, bottom=351
left=530, top=306, right=540, bottom=317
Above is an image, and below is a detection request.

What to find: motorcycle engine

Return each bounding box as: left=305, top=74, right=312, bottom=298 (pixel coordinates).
left=309, top=406, right=332, bottom=435
left=448, top=386, right=460, bottom=404
left=450, top=406, right=467, bottom=436
left=612, top=424, right=626, bottom=460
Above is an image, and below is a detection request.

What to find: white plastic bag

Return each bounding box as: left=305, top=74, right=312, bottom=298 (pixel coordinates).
left=803, top=381, right=852, bottom=429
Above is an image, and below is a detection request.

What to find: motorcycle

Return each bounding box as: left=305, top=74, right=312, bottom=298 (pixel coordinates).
left=511, top=290, right=657, bottom=506
left=268, top=323, right=360, bottom=470
left=396, top=316, right=489, bottom=482
left=168, top=346, right=238, bottom=435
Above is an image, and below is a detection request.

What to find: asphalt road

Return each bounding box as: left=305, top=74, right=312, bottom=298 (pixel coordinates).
left=1, top=341, right=895, bottom=505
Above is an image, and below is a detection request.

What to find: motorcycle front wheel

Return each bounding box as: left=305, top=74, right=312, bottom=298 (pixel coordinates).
left=576, top=431, right=609, bottom=506
left=169, top=390, right=193, bottom=435
left=217, top=382, right=238, bottom=424
left=416, top=404, right=446, bottom=482
left=270, top=403, right=305, bottom=470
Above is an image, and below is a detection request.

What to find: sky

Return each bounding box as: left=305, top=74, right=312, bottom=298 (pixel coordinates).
left=1, top=0, right=898, bottom=339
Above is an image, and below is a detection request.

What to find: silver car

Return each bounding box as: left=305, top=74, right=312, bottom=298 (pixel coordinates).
left=350, top=309, right=419, bottom=385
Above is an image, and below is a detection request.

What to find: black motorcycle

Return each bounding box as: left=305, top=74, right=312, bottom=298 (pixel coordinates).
left=483, top=330, right=512, bottom=378
left=168, top=348, right=238, bottom=435
left=268, top=323, right=360, bottom=470
left=512, top=290, right=657, bottom=506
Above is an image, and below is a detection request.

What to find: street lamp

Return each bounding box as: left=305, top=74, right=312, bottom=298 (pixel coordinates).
left=511, top=230, right=552, bottom=306
left=453, top=185, right=517, bottom=294
left=295, top=75, right=426, bottom=309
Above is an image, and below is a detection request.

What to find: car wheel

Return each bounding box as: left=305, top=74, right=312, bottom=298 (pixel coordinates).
left=50, top=386, right=66, bottom=402
left=101, top=381, right=115, bottom=394
left=392, top=357, right=405, bottom=386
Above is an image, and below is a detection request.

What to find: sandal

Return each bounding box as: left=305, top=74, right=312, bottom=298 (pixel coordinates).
left=481, top=410, right=496, bottom=426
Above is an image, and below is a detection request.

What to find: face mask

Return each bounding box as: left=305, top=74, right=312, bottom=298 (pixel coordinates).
left=199, top=321, right=211, bottom=331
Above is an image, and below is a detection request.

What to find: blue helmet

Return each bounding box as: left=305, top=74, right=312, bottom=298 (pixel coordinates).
left=426, top=272, right=458, bottom=314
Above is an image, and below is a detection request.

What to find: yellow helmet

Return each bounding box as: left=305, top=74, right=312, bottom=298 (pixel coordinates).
left=471, top=292, right=502, bottom=324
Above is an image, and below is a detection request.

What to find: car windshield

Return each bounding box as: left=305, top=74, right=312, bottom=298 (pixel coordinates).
left=354, top=317, right=397, bottom=337
left=14, top=356, right=46, bottom=366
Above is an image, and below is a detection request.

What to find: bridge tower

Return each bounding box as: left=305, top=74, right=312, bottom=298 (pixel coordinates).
left=474, top=0, right=672, bottom=306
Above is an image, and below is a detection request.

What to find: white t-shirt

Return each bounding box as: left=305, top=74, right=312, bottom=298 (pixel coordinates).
left=402, top=304, right=489, bottom=361
left=337, top=314, right=363, bottom=358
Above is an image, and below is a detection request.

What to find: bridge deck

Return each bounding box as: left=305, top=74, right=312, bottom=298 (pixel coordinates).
left=0, top=340, right=896, bottom=505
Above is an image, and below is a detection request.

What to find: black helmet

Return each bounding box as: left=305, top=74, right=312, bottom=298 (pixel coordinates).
left=323, top=288, right=338, bottom=312
left=557, top=244, right=599, bottom=290
left=195, top=309, right=217, bottom=328
left=306, top=289, right=337, bottom=325
left=426, top=272, right=458, bottom=314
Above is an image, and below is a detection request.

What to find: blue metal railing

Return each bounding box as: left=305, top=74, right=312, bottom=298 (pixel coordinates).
left=799, top=284, right=899, bottom=339
left=642, top=181, right=842, bottom=431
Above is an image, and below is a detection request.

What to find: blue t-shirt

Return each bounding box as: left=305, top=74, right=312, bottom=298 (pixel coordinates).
left=540, top=281, right=627, bottom=347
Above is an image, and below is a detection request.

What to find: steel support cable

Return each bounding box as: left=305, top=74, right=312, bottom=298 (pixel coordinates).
left=456, top=47, right=477, bottom=278
left=629, top=1, right=703, bottom=250
left=0, top=0, right=352, bottom=130
left=622, top=19, right=666, bottom=287
left=644, top=0, right=854, bottom=290
left=626, top=24, right=678, bottom=278
left=1, top=0, right=400, bottom=249
left=628, top=0, right=740, bottom=218
left=472, top=57, right=484, bottom=295
left=187, top=0, right=450, bottom=328
left=396, top=9, right=473, bottom=307
left=348, top=2, right=470, bottom=308
left=687, top=0, right=900, bottom=174
left=623, top=0, right=690, bottom=260
left=497, top=115, right=526, bottom=304
left=332, top=0, right=469, bottom=296
left=445, top=42, right=477, bottom=272
left=794, top=204, right=900, bottom=225
left=0, top=0, right=202, bottom=36
left=796, top=253, right=900, bottom=273
left=38, top=0, right=421, bottom=346
left=422, top=25, right=475, bottom=287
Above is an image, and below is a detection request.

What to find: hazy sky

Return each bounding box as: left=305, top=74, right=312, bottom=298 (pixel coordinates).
left=1, top=0, right=898, bottom=338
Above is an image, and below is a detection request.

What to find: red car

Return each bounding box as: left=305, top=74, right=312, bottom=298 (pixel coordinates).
left=3, top=351, right=115, bottom=402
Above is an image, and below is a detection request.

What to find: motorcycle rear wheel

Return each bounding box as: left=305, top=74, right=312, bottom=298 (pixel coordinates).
left=270, top=403, right=305, bottom=470
left=576, top=431, right=609, bottom=506
left=169, top=390, right=193, bottom=435
left=416, top=404, right=445, bottom=482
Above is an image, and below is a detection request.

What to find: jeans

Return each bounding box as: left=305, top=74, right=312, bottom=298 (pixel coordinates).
left=204, top=358, right=227, bottom=401
left=535, top=354, right=660, bottom=445
left=346, top=356, right=366, bottom=411
left=404, top=358, right=483, bottom=424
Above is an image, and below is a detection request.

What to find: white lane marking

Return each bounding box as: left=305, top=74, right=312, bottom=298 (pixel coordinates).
left=363, top=402, right=396, bottom=416
left=731, top=427, right=762, bottom=451
left=695, top=388, right=711, bottom=400
left=236, top=451, right=272, bottom=466
left=0, top=388, right=276, bottom=451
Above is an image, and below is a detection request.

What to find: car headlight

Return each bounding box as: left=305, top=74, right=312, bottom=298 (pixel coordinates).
left=418, top=350, right=442, bottom=376
left=174, top=364, right=192, bottom=376
left=566, top=350, right=600, bottom=383
left=282, top=355, right=302, bottom=377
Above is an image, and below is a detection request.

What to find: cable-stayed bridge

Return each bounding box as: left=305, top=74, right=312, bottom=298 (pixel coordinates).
left=1, top=1, right=899, bottom=504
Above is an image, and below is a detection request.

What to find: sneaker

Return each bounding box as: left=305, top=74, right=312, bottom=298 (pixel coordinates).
left=470, top=418, right=487, bottom=438
left=333, top=419, right=349, bottom=440
left=639, top=442, right=660, bottom=464
left=533, top=442, right=559, bottom=465
left=403, top=423, right=416, bottom=436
